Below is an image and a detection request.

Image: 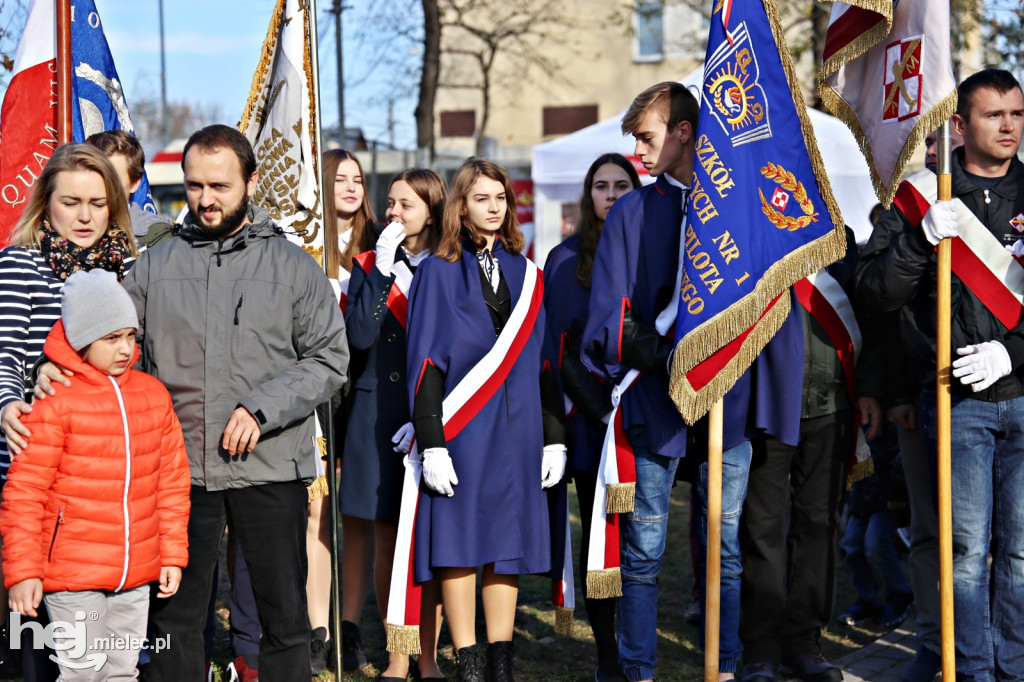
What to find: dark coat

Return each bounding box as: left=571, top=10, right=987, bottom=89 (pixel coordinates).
left=341, top=249, right=416, bottom=522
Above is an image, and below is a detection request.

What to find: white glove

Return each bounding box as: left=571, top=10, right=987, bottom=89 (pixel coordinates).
left=391, top=422, right=415, bottom=454
left=1008, top=240, right=1024, bottom=259
left=421, top=447, right=458, bottom=496
left=541, top=444, right=567, bottom=489
left=952, top=341, right=1013, bottom=392
left=375, top=221, right=406, bottom=276
left=921, top=200, right=959, bottom=245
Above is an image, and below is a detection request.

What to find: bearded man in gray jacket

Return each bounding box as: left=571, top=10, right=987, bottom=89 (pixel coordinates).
left=124, top=124, right=349, bottom=681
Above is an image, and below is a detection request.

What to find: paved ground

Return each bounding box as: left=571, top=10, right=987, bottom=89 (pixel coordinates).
left=832, top=623, right=927, bottom=682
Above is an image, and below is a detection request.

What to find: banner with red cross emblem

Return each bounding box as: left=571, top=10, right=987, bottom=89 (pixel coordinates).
left=818, top=0, right=956, bottom=206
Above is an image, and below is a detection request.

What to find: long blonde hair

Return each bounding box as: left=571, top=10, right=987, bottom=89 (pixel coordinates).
left=322, top=149, right=376, bottom=276
left=11, top=143, right=137, bottom=256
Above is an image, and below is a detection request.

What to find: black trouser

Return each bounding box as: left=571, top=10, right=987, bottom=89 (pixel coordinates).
left=573, top=469, right=619, bottom=666
left=738, top=411, right=849, bottom=664
left=149, top=482, right=310, bottom=682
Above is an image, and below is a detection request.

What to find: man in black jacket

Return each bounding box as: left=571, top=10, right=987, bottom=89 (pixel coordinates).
left=856, top=69, right=1024, bottom=682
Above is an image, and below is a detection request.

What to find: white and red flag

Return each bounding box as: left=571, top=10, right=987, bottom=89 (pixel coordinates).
left=0, top=0, right=58, bottom=233
left=818, top=0, right=957, bottom=207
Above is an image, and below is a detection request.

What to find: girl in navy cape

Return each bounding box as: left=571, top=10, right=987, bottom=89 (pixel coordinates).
left=344, top=168, right=447, bottom=681
left=542, top=153, right=641, bottom=682
left=406, top=158, right=567, bottom=682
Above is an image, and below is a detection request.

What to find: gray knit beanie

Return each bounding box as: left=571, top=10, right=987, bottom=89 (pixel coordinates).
left=61, top=270, right=139, bottom=351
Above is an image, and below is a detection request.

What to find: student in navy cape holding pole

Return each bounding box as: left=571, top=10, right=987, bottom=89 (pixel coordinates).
left=405, top=158, right=567, bottom=682
left=542, top=152, right=641, bottom=682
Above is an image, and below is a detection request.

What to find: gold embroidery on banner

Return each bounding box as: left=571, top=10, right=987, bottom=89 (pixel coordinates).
left=758, top=162, right=819, bottom=231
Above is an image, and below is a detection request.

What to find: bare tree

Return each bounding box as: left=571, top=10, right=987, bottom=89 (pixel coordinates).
left=438, top=0, right=576, bottom=156
left=416, top=0, right=440, bottom=163
left=0, top=0, right=28, bottom=92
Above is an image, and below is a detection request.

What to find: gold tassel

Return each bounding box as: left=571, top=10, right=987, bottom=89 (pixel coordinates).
left=385, top=623, right=421, bottom=655
left=306, top=475, right=329, bottom=502
left=846, top=457, right=876, bottom=489
left=586, top=568, right=622, bottom=600
left=316, top=436, right=328, bottom=458
left=555, top=606, right=574, bottom=636
left=605, top=483, right=635, bottom=514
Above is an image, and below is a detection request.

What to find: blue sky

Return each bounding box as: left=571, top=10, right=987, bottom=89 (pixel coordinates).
left=2, top=0, right=419, bottom=149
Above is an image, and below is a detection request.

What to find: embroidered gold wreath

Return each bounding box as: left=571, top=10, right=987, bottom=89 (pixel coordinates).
left=758, top=162, right=819, bottom=231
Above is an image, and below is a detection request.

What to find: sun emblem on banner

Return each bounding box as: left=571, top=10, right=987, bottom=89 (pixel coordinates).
left=708, top=67, right=761, bottom=131
left=758, top=162, right=819, bottom=231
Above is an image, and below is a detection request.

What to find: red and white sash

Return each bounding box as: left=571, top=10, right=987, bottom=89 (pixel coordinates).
left=793, top=272, right=872, bottom=484
left=334, top=268, right=351, bottom=314
left=385, top=261, right=552, bottom=653
left=895, top=169, right=1024, bottom=329
left=585, top=288, right=680, bottom=598
left=352, top=252, right=414, bottom=326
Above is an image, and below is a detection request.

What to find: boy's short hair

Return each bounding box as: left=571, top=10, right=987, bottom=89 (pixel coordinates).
left=86, top=130, right=146, bottom=184
left=621, top=81, right=700, bottom=136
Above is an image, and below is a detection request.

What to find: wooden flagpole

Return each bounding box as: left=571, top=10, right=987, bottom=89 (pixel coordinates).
left=56, top=0, right=72, bottom=144
left=935, top=118, right=955, bottom=681
left=306, top=5, right=345, bottom=675
left=704, top=399, right=723, bottom=682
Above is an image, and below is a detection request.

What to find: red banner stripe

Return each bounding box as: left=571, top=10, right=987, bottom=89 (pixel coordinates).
left=685, top=293, right=783, bottom=392
left=823, top=6, right=886, bottom=61
left=604, top=509, right=620, bottom=567
left=613, top=409, right=636, bottom=485
left=403, top=498, right=422, bottom=624
left=442, top=274, right=545, bottom=441
left=793, top=279, right=856, bottom=405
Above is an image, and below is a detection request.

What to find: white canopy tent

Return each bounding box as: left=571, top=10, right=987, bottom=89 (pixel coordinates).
left=531, top=70, right=878, bottom=264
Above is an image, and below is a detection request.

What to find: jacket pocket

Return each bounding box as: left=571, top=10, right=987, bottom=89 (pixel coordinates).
left=47, top=506, right=65, bottom=563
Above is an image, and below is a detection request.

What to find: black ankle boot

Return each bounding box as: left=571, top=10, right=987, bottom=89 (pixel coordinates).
left=486, top=640, right=515, bottom=682
left=455, top=643, right=487, bottom=682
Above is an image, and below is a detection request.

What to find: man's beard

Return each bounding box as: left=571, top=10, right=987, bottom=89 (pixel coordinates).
left=193, top=197, right=250, bottom=239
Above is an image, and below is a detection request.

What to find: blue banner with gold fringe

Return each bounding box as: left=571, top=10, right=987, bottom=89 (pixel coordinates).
left=668, top=0, right=847, bottom=424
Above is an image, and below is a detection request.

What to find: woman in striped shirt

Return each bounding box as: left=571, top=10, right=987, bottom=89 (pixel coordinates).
left=0, top=142, right=137, bottom=472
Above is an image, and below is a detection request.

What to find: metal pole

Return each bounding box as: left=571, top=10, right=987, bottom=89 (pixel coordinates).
left=158, top=0, right=168, bottom=147
left=306, top=4, right=343, bottom=675
left=333, top=0, right=344, bottom=136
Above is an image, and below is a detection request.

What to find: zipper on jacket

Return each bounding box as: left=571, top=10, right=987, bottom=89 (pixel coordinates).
left=234, top=294, right=244, bottom=325
left=108, top=376, right=132, bottom=592
left=47, top=507, right=65, bottom=563
left=985, top=189, right=991, bottom=205
left=216, top=239, right=224, bottom=267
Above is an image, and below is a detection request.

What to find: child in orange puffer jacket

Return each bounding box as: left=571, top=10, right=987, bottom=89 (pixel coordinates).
left=0, top=269, right=191, bottom=681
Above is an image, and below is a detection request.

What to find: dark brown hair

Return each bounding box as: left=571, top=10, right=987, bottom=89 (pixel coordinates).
left=576, top=154, right=641, bottom=288
left=182, top=124, right=257, bottom=180
left=322, top=149, right=376, bottom=275
left=957, top=69, right=1023, bottom=121
left=388, top=168, right=447, bottom=254
left=436, top=158, right=524, bottom=262
left=621, top=81, right=699, bottom=136
left=86, top=130, right=145, bottom=184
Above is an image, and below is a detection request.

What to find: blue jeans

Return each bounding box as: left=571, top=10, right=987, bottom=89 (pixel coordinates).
left=617, top=447, right=680, bottom=682
left=697, top=440, right=752, bottom=674
left=841, top=512, right=910, bottom=602
left=922, top=392, right=1024, bottom=682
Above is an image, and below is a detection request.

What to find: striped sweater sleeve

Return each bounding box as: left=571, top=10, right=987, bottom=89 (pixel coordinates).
left=0, top=248, right=62, bottom=475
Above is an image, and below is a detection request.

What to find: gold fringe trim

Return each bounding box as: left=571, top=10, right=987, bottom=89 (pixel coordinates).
left=316, top=435, right=327, bottom=458
left=555, top=606, right=574, bottom=636
left=586, top=568, right=622, bottom=600
left=307, top=475, right=329, bottom=501
left=605, top=482, right=635, bottom=515
left=385, top=623, right=421, bottom=655
left=819, top=80, right=958, bottom=207
left=817, top=1, right=893, bottom=81
left=238, top=0, right=286, bottom=134
left=668, top=1, right=849, bottom=425
left=846, top=456, right=875, bottom=490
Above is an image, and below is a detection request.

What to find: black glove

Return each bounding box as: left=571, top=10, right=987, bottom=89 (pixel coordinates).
left=620, top=308, right=674, bottom=377
left=561, top=346, right=613, bottom=423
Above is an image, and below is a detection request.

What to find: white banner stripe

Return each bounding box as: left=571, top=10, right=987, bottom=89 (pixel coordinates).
left=805, top=270, right=862, bottom=361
